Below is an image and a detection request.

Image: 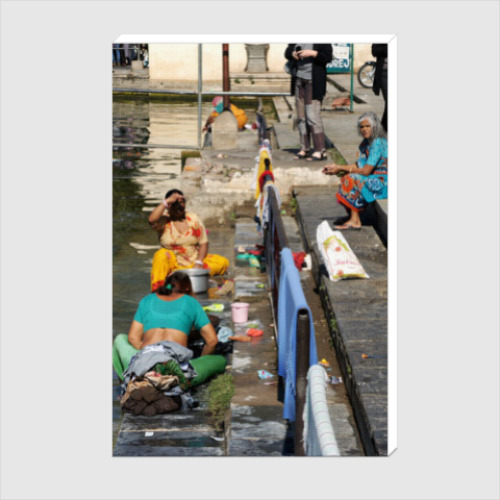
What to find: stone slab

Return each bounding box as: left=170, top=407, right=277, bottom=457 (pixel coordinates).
left=234, top=276, right=268, bottom=299
left=331, top=299, right=388, bottom=323
left=273, top=96, right=294, bottom=124
left=234, top=221, right=262, bottom=247
left=323, top=276, right=387, bottom=301
left=114, top=445, right=225, bottom=457
left=273, top=122, right=300, bottom=150
left=212, top=110, right=238, bottom=150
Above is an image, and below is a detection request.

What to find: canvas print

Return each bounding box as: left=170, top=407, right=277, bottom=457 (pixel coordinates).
left=112, top=41, right=390, bottom=457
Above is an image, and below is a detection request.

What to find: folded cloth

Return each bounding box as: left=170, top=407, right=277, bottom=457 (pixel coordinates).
left=203, top=303, right=224, bottom=313
left=120, top=378, right=160, bottom=405
left=144, top=372, right=179, bottom=391
left=122, top=399, right=148, bottom=415
left=217, top=326, right=233, bottom=343
left=120, top=376, right=181, bottom=415
left=292, top=251, right=306, bottom=270
left=121, top=341, right=196, bottom=387
left=143, top=395, right=180, bottom=416
left=122, top=393, right=180, bottom=416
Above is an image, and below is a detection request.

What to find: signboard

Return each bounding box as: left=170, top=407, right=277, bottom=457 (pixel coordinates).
left=327, top=43, right=351, bottom=74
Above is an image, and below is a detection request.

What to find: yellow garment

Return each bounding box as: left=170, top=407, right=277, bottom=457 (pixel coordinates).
left=151, top=249, right=229, bottom=292
left=210, top=104, right=248, bottom=129
left=254, top=147, right=273, bottom=199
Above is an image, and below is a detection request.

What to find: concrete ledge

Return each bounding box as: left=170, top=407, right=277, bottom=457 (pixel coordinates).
left=293, top=186, right=388, bottom=456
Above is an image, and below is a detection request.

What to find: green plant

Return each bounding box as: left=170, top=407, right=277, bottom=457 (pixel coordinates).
left=229, top=212, right=237, bottom=222
left=290, top=198, right=298, bottom=213
left=234, top=78, right=241, bottom=84
left=207, top=373, right=235, bottom=431
left=329, top=316, right=338, bottom=333
left=248, top=76, right=255, bottom=85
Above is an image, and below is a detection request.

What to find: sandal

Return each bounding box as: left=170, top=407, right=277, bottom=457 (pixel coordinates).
left=333, top=216, right=350, bottom=226
left=307, top=152, right=328, bottom=162
left=294, top=150, right=310, bottom=160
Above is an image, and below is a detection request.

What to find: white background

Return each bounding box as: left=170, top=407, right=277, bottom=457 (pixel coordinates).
left=1, top=1, right=499, bottom=500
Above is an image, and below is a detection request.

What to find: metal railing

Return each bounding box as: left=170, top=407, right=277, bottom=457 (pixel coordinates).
left=264, top=188, right=289, bottom=324
left=263, top=187, right=312, bottom=456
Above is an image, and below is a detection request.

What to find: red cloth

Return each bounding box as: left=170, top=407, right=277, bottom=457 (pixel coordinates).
left=258, top=170, right=274, bottom=193
left=292, top=251, right=306, bottom=271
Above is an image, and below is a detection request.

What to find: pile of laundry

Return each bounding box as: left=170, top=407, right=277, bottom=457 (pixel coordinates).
left=120, top=371, right=182, bottom=416
left=119, top=341, right=226, bottom=416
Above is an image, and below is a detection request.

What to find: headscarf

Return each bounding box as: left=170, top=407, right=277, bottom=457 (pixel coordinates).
left=212, top=96, right=224, bottom=114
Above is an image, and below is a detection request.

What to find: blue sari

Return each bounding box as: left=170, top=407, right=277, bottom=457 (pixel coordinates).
left=336, top=137, right=388, bottom=211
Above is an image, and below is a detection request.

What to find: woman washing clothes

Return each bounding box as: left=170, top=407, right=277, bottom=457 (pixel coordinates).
left=322, top=111, right=387, bottom=230
left=148, top=189, right=229, bottom=292
left=203, top=96, right=248, bottom=132
left=113, top=271, right=219, bottom=379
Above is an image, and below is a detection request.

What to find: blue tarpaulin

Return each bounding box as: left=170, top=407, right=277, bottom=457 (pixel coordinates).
left=277, top=248, right=318, bottom=421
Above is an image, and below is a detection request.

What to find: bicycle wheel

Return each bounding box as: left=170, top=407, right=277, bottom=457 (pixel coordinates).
left=358, top=62, right=375, bottom=88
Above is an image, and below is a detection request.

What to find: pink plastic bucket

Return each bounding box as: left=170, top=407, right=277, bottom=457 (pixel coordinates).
left=231, top=302, right=249, bottom=323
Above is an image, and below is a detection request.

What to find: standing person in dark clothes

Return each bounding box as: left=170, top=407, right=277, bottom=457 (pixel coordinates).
left=284, top=43, right=333, bottom=161
left=372, top=44, right=388, bottom=132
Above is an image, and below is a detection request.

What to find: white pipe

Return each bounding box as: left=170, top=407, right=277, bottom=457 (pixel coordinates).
left=303, top=364, right=340, bottom=456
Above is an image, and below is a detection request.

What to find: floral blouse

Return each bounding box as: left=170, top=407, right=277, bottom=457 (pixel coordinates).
left=159, top=212, right=208, bottom=268
left=356, top=137, right=388, bottom=175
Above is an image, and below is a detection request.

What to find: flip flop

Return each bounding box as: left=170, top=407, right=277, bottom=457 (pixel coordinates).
left=334, top=224, right=362, bottom=231
left=333, top=216, right=350, bottom=225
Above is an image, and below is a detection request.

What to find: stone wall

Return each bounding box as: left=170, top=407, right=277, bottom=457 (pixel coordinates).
left=148, top=43, right=375, bottom=81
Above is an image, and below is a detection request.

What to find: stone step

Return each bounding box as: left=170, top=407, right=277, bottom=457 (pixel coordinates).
left=113, top=389, right=226, bottom=456
left=293, top=186, right=388, bottom=456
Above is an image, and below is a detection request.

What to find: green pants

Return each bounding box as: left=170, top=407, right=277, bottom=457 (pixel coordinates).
left=113, top=334, right=139, bottom=380
left=112, top=333, right=226, bottom=387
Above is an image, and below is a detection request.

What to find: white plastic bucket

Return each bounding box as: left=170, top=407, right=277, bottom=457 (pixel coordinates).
left=231, top=302, right=249, bottom=323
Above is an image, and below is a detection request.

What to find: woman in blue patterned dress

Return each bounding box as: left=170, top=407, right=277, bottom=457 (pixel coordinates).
left=322, top=112, right=387, bottom=229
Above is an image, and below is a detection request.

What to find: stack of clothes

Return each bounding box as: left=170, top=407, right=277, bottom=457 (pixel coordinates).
left=120, top=371, right=181, bottom=416
left=119, top=340, right=226, bottom=416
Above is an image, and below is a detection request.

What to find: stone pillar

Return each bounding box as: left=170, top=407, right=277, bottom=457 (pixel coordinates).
left=244, top=44, right=269, bottom=73
left=212, top=110, right=238, bottom=149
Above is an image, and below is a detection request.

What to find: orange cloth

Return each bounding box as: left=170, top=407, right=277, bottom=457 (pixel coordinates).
left=209, top=104, right=248, bottom=129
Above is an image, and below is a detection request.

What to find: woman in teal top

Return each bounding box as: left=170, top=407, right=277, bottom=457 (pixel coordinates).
left=128, top=272, right=217, bottom=355
left=113, top=272, right=218, bottom=379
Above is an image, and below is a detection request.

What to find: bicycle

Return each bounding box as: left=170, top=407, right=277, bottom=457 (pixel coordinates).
left=357, top=61, right=376, bottom=88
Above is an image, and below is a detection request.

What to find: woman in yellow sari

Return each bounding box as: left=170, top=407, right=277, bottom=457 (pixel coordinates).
left=148, top=189, right=229, bottom=292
